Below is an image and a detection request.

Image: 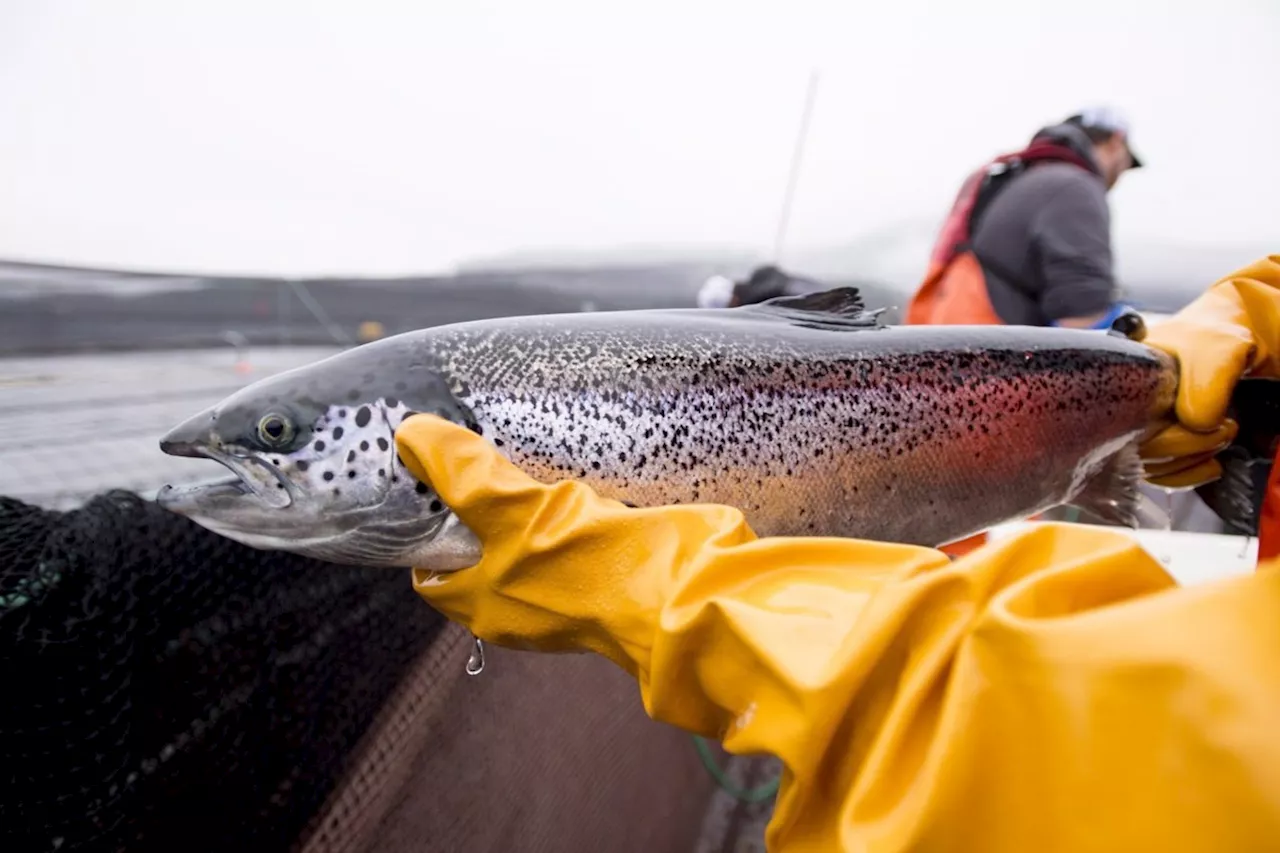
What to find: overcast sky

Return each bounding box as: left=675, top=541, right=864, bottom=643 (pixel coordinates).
left=0, top=0, right=1277, bottom=278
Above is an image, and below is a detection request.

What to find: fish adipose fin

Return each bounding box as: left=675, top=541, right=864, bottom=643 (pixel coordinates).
left=741, top=287, right=886, bottom=332
left=1065, top=442, right=1170, bottom=530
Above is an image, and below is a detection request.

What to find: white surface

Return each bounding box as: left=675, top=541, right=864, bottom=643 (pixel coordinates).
left=987, top=520, right=1258, bottom=586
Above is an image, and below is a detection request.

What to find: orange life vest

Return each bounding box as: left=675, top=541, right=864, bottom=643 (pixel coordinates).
left=905, top=250, right=1005, bottom=327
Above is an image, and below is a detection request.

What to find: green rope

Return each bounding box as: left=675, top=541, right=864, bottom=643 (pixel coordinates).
left=691, top=735, right=781, bottom=804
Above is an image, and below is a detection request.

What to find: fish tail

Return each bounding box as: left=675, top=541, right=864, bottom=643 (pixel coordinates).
left=1064, top=441, right=1170, bottom=530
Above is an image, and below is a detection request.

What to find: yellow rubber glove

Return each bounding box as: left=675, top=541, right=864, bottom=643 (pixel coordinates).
left=1140, top=254, right=1280, bottom=488
left=397, top=414, right=1280, bottom=853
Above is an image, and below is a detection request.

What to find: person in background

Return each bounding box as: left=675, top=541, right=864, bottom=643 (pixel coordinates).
left=906, top=107, right=1142, bottom=329
left=398, top=255, right=1280, bottom=852
left=697, top=264, right=827, bottom=309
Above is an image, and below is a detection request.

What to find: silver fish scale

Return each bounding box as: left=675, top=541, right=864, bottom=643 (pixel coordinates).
left=420, top=311, right=1170, bottom=546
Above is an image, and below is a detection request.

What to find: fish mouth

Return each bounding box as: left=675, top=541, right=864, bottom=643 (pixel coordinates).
left=158, top=440, right=295, bottom=511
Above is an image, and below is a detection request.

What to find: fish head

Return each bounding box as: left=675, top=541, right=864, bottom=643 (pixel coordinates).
left=156, top=345, right=482, bottom=570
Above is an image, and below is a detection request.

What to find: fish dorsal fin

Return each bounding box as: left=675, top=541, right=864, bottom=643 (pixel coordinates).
left=740, top=287, right=884, bottom=331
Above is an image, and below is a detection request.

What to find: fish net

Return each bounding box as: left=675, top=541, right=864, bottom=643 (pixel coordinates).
left=0, top=490, right=769, bottom=853
left=0, top=490, right=446, bottom=853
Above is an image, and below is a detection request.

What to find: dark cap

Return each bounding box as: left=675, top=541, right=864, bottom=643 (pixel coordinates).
left=1065, top=106, right=1143, bottom=169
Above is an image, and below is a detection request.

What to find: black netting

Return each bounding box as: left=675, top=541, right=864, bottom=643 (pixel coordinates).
left=0, top=490, right=444, bottom=853
left=1195, top=378, right=1280, bottom=537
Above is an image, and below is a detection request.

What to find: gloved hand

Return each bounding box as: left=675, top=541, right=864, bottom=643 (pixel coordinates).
left=395, top=413, right=1280, bottom=852
left=394, top=410, right=933, bottom=684
left=1140, top=255, right=1280, bottom=488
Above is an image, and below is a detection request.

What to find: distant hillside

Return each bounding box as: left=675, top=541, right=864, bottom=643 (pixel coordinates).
left=0, top=259, right=709, bottom=356
left=2, top=230, right=1271, bottom=356
left=0, top=257, right=908, bottom=356
left=461, top=229, right=1275, bottom=315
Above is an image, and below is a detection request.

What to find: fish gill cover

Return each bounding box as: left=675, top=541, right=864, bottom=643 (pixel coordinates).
left=0, top=490, right=445, bottom=853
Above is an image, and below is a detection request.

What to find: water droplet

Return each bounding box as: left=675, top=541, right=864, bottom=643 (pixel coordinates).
left=465, top=636, right=486, bottom=676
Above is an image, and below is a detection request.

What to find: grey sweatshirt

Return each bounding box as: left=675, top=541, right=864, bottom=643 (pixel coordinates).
left=970, top=122, right=1120, bottom=325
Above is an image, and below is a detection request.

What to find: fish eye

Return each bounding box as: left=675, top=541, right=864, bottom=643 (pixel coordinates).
left=257, top=413, right=295, bottom=446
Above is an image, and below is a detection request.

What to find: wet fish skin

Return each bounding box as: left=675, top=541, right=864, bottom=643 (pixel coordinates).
left=157, top=289, right=1177, bottom=570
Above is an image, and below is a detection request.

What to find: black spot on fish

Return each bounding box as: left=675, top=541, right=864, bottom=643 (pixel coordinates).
left=323, top=471, right=334, bottom=482
left=467, top=421, right=483, bottom=435
left=347, top=450, right=356, bottom=463
left=356, top=406, right=372, bottom=428
left=378, top=469, right=386, bottom=477
left=401, top=410, right=419, bottom=424
left=360, top=440, right=369, bottom=451
left=348, top=470, right=357, bottom=479
left=333, top=488, right=341, bottom=496
left=276, top=483, right=284, bottom=489
left=314, top=441, right=326, bottom=452
left=494, top=438, right=505, bottom=447
left=339, top=410, right=347, bottom=418
left=332, top=426, right=344, bottom=440
left=296, top=460, right=309, bottom=472
left=385, top=397, right=399, bottom=408
left=377, top=437, right=389, bottom=452
left=415, top=482, right=429, bottom=495
left=429, top=499, right=443, bottom=513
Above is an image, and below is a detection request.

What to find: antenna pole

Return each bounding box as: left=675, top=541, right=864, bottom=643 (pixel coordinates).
left=772, top=67, right=821, bottom=264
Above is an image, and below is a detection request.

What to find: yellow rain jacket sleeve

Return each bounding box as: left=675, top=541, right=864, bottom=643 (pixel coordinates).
left=396, top=253, right=1280, bottom=852
left=1140, top=254, right=1280, bottom=487
left=398, top=415, right=1280, bottom=853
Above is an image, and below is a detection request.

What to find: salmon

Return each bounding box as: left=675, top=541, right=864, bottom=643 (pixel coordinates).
left=156, top=288, right=1177, bottom=569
